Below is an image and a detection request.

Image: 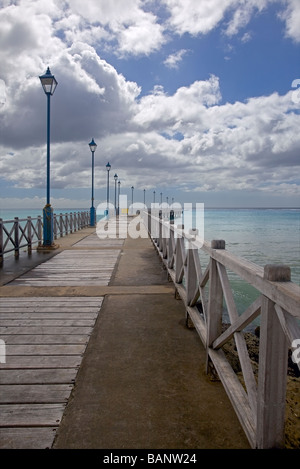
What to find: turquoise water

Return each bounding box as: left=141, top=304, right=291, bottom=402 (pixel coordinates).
left=203, top=208, right=299, bottom=285
left=176, top=208, right=299, bottom=330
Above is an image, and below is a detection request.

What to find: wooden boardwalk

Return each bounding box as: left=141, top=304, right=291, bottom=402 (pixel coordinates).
left=0, top=227, right=122, bottom=449
left=0, top=218, right=254, bottom=450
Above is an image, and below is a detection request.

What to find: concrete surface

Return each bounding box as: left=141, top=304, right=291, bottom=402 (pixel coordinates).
left=52, top=234, right=250, bottom=449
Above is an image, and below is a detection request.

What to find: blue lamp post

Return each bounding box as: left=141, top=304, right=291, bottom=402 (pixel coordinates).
left=89, top=138, right=97, bottom=226
left=106, top=162, right=111, bottom=216
left=118, top=180, right=121, bottom=215
left=114, top=173, right=118, bottom=215
left=39, top=67, right=58, bottom=247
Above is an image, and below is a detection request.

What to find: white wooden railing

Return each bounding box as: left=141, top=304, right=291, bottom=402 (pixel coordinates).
left=0, top=210, right=90, bottom=263
left=142, top=209, right=300, bottom=449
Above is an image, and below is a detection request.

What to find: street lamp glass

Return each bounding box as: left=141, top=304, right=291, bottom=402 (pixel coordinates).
left=114, top=173, right=118, bottom=180
left=39, top=67, right=58, bottom=95
left=89, top=138, right=97, bottom=152
left=106, top=162, right=111, bottom=171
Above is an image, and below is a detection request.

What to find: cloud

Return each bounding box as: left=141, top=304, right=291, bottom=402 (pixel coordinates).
left=133, top=76, right=222, bottom=129
left=0, top=0, right=299, bottom=206
left=164, top=49, right=189, bottom=69
left=63, top=0, right=166, bottom=56
left=163, top=0, right=235, bottom=36
left=278, top=0, right=300, bottom=43
left=163, top=0, right=300, bottom=44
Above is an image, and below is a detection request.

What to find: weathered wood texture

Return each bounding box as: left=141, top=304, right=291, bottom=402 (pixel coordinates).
left=142, top=210, right=300, bottom=449
left=0, top=297, right=103, bottom=449
left=11, top=249, right=120, bottom=286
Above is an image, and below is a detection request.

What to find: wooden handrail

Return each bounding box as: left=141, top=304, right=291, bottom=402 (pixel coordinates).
left=0, top=210, right=90, bottom=264
left=142, top=209, right=300, bottom=449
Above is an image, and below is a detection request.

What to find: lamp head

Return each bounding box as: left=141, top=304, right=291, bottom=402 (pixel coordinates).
left=39, top=67, right=58, bottom=95
left=89, top=138, right=97, bottom=153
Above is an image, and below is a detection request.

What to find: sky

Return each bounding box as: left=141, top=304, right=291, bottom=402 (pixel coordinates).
left=0, top=0, right=299, bottom=210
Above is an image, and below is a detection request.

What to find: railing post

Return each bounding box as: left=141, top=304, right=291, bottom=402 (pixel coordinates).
left=59, top=213, right=63, bottom=238
left=65, top=213, right=68, bottom=235
left=256, top=264, right=290, bottom=449
left=167, top=213, right=175, bottom=269
left=175, top=225, right=185, bottom=284
left=37, top=216, right=42, bottom=246
left=14, top=217, right=19, bottom=258
left=27, top=216, right=32, bottom=254
left=74, top=212, right=77, bottom=231
left=158, top=210, right=162, bottom=250
left=186, top=229, right=199, bottom=305
left=0, top=218, right=3, bottom=265
left=206, top=240, right=225, bottom=373
left=53, top=213, right=57, bottom=240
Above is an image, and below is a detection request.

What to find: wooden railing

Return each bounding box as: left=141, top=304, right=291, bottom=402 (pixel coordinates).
left=142, top=209, right=300, bottom=449
left=0, top=210, right=90, bottom=264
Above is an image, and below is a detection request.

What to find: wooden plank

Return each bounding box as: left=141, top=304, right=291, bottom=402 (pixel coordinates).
left=0, top=312, right=98, bottom=319
left=2, top=334, right=90, bottom=344
left=0, top=356, right=82, bottom=368
left=0, top=297, right=103, bottom=303
left=256, top=266, right=289, bottom=449
left=0, top=369, right=77, bottom=384
left=0, top=319, right=96, bottom=326
left=0, top=427, right=57, bottom=449
left=0, top=326, right=93, bottom=335
left=5, top=344, right=86, bottom=355
left=0, top=403, right=66, bottom=426
left=0, top=384, right=72, bottom=403
left=208, top=347, right=256, bottom=449
left=0, top=295, right=103, bottom=449
left=217, top=262, right=258, bottom=418
left=274, top=304, right=300, bottom=346
left=11, top=250, right=120, bottom=286
left=0, top=304, right=101, bottom=310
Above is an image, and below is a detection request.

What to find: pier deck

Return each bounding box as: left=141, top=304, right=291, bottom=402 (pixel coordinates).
left=0, top=217, right=250, bottom=449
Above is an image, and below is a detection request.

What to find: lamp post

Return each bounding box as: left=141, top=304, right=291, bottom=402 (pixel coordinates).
left=118, top=180, right=121, bottom=215
left=160, top=192, right=162, bottom=204
left=88, top=138, right=97, bottom=226
left=114, top=173, right=118, bottom=216
left=39, top=67, right=58, bottom=247
left=153, top=190, right=156, bottom=204
left=143, top=189, right=146, bottom=206
left=131, top=186, right=134, bottom=208
left=106, top=162, right=111, bottom=217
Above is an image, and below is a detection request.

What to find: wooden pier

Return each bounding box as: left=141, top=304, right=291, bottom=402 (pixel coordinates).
left=0, top=213, right=299, bottom=449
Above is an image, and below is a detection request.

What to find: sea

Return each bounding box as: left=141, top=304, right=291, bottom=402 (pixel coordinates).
left=1, top=206, right=299, bottom=330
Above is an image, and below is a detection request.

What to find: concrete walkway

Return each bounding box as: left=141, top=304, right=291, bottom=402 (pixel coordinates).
left=52, top=231, right=250, bottom=449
